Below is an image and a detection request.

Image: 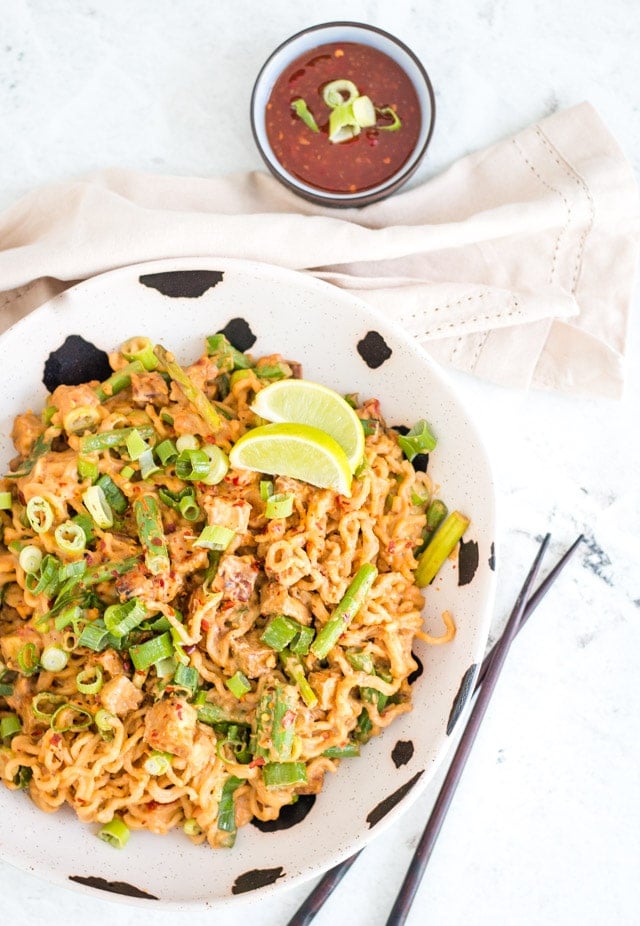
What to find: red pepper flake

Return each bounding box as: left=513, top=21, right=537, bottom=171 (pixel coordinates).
left=201, top=619, right=211, bottom=632
left=176, top=703, right=183, bottom=719
left=151, top=537, right=163, bottom=547
left=50, top=733, right=62, bottom=747
left=146, top=801, right=159, bottom=811
left=249, top=756, right=266, bottom=768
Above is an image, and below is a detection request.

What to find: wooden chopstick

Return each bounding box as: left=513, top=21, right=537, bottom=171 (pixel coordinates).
left=287, top=534, right=583, bottom=926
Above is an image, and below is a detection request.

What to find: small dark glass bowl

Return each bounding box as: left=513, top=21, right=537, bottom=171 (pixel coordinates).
left=250, top=21, right=436, bottom=207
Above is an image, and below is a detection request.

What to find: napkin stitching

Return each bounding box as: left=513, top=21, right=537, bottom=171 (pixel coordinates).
left=535, top=126, right=595, bottom=293
left=511, top=137, right=568, bottom=285
left=407, top=292, right=524, bottom=339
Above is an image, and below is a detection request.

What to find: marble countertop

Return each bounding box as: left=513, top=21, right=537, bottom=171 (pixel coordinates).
left=0, top=1, right=638, bottom=924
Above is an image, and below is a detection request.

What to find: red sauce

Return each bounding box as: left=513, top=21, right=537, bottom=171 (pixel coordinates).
left=265, top=42, right=421, bottom=194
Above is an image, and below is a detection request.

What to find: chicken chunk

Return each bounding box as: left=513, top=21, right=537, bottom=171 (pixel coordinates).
left=130, top=372, right=169, bottom=408
left=203, top=496, right=252, bottom=535
left=143, top=697, right=197, bottom=758
left=260, top=582, right=311, bottom=624
left=231, top=631, right=277, bottom=679
left=214, top=555, right=259, bottom=603
left=99, top=676, right=143, bottom=716
left=11, top=412, right=44, bottom=457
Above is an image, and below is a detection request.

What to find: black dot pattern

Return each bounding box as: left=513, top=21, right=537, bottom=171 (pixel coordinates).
left=139, top=270, right=224, bottom=297
left=43, top=335, right=111, bottom=391
left=357, top=330, right=392, bottom=369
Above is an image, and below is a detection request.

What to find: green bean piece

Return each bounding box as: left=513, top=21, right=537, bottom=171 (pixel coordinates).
left=415, top=510, right=470, bottom=587
left=153, top=344, right=220, bottom=433
left=322, top=743, right=361, bottom=758
left=134, top=495, right=170, bottom=576
left=262, top=761, right=307, bottom=789
left=310, top=563, right=378, bottom=660
left=425, top=499, right=448, bottom=536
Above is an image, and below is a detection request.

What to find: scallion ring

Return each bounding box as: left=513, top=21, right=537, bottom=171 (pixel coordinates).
left=26, top=496, right=54, bottom=534
left=54, top=520, right=87, bottom=554
left=144, top=750, right=173, bottom=776
left=40, top=645, right=69, bottom=673
left=82, top=485, right=113, bottom=529
left=76, top=665, right=103, bottom=695
left=50, top=702, right=94, bottom=732
left=98, top=817, right=130, bottom=849
left=200, top=445, right=229, bottom=485
left=323, top=78, right=358, bottom=108
left=19, top=544, right=42, bottom=575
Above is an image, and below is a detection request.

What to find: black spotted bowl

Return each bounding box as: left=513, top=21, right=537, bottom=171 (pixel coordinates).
left=0, top=258, right=495, bottom=908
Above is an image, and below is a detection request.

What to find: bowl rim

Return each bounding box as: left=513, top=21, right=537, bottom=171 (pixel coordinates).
left=250, top=20, right=437, bottom=207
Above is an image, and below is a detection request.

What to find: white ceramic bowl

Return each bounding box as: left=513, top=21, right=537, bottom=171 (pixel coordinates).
left=251, top=22, right=436, bottom=206
left=0, top=257, right=495, bottom=909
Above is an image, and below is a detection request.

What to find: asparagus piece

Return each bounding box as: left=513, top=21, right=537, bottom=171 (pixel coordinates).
left=310, top=563, right=378, bottom=660
left=153, top=344, right=220, bottom=433
left=280, top=649, right=318, bottom=708
left=415, top=510, right=470, bottom=587
left=134, top=495, right=170, bottom=575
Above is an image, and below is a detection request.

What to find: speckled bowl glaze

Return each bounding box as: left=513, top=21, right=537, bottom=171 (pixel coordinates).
left=0, top=258, right=495, bottom=909
left=251, top=22, right=436, bottom=206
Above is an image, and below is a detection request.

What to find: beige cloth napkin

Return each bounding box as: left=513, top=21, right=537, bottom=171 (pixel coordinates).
left=0, top=101, right=638, bottom=397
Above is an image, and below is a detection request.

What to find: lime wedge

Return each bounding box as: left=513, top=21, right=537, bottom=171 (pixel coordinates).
left=251, top=380, right=365, bottom=473
left=229, top=422, right=352, bottom=496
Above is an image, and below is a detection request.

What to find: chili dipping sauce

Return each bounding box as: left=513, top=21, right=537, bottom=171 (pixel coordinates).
left=265, top=42, right=422, bottom=194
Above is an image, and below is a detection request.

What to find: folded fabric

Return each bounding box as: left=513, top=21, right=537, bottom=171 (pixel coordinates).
left=0, top=101, right=638, bottom=397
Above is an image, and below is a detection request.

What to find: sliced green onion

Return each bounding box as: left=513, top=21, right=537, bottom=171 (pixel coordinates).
left=172, top=662, right=199, bottom=696
left=144, top=750, right=173, bottom=775
left=0, top=714, right=21, bottom=740
left=57, top=559, right=87, bottom=583
left=54, top=604, right=83, bottom=632
left=25, top=553, right=60, bottom=597
left=397, top=419, right=437, bottom=461
left=206, top=334, right=253, bottom=370
left=354, top=707, right=373, bottom=743
left=19, top=545, right=42, bottom=575
left=134, top=495, right=169, bottom=575
left=78, top=620, right=111, bottom=652
left=193, top=524, right=235, bottom=551
left=328, top=101, right=360, bottom=143
left=121, top=336, right=160, bottom=371
left=352, top=94, right=376, bottom=127
left=40, top=645, right=69, bottom=673
left=265, top=493, right=294, bottom=519
left=175, top=448, right=211, bottom=481
left=17, top=642, right=39, bottom=676
left=310, top=563, right=378, bottom=660
left=72, top=512, right=95, bottom=545
left=154, top=655, right=178, bottom=678
left=26, top=496, right=53, bottom=534
left=80, top=426, right=155, bottom=454
left=262, top=761, right=307, bottom=789
left=83, top=485, right=113, bottom=529
left=323, top=78, right=358, bottom=107
left=281, top=650, right=317, bottom=708
left=260, top=615, right=301, bottom=652
left=415, top=510, right=470, bottom=587
left=96, top=474, right=128, bottom=514
left=0, top=491, right=13, bottom=509
left=129, top=631, right=173, bottom=672
left=94, top=708, right=117, bottom=737
left=54, top=520, right=87, bottom=554
left=377, top=105, right=402, bottom=131
left=346, top=649, right=375, bottom=674
left=217, top=775, right=244, bottom=834
left=31, top=692, right=66, bottom=722
left=77, top=457, right=99, bottom=482
left=225, top=670, right=251, bottom=699
left=175, top=434, right=199, bottom=453
left=125, top=428, right=151, bottom=461
left=424, top=499, right=448, bottom=540
left=98, top=817, right=130, bottom=849
left=322, top=743, right=361, bottom=758
left=183, top=817, right=202, bottom=837
left=120, top=464, right=135, bottom=481
left=290, top=624, right=314, bottom=656
left=255, top=362, right=289, bottom=380
left=259, top=480, right=273, bottom=501
left=76, top=665, right=103, bottom=694
left=154, top=344, right=221, bottom=434
left=178, top=493, right=201, bottom=522
left=197, top=702, right=239, bottom=726
left=50, top=702, right=93, bottom=732
left=155, top=439, right=178, bottom=466
left=12, top=766, right=32, bottom=789
left=104, top=598, right=148, bottom=639
left=62, top=405, right=101, bottom=434
left=291, top=97, right=320, bottom=132
left=139, top=447, right=161, bottom=480
left=200, top=445, right=229, bottom=485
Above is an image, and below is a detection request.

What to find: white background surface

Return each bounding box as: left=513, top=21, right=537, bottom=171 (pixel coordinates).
left=0, top=2, right=638, bottom=925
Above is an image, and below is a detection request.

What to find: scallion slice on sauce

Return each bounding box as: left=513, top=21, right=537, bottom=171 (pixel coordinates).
left=322, top=78, right=358, bottom=107
left=377, top=105, right=402, bottom=131
left=291, top=98, right=319, bottom=132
